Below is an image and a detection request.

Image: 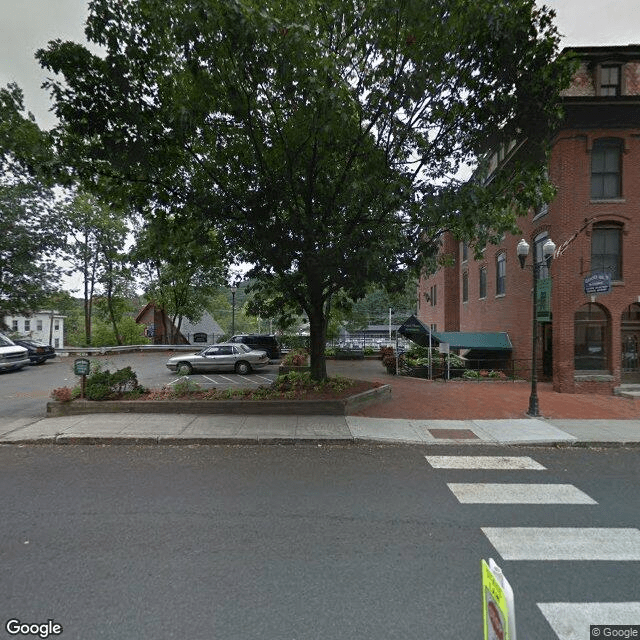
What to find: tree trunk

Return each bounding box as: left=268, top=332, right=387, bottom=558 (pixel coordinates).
left=308, top=301, right=327, bottom=381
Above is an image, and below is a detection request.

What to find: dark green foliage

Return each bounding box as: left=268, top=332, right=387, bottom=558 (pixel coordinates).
left=85, top=366, right=144, bottom=400
left=37, top=0, right=573, bottom=380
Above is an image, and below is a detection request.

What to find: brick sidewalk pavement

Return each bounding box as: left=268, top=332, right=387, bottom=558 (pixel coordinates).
left=327, top=359, right=640, bottom=420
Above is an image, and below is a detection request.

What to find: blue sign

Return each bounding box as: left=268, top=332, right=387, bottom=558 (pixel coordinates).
left=584, top=272, right=611, bottom=295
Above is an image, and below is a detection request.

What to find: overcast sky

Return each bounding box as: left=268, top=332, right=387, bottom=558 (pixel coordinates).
left=1, top=0, right=639, bottom=130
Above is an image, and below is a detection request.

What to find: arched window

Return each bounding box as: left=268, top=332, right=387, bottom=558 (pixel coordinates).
left=591, top=138, right=623, bottom=199
left=479, top=267, right=487, bottom=299
left=496, top=253, right=506, bottom=296
left=574, top=303, right=609, bottom=371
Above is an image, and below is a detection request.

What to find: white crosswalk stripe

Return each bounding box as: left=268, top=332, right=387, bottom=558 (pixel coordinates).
left=425, top=453, right=639, bottom=638
left=537, top=602, right=640, bottom=640
left=425, top=455, right=546, bottom=470
left=482, top=527, right=640, bottom=560
left=447, top=483, right=597, bottom=504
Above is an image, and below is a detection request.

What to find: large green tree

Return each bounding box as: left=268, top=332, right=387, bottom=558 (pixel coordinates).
left=0, top=84, right=64, bottom=320
left=135, top=213, right=227, bottom=343
left=38, top=0, right=572, bottom=378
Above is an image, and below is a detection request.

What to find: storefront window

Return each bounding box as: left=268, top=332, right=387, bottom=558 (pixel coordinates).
left=574, top=303, right=609, bottom=371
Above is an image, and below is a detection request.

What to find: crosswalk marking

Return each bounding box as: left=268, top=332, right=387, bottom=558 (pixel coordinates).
left=538, top=602, right=640, bottom=640
left=447, top=483, right=597, bottom=504
left=425, top=455, right=546, bottom=470
left=482, top=527, right=640, bottom=560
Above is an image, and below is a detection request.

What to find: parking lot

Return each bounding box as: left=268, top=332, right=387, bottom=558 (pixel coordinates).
left=1, top=350, right=281, bottom=419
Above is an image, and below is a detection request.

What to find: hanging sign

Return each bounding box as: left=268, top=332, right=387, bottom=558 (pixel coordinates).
left=584, top=272, right=611, bottom=295
left=482, top=558, right=517, bottom=640
left=536, top=278, right=552, bottom=321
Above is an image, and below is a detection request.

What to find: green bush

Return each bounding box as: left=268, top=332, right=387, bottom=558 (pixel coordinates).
left=85, top=366, right=144, bottom=400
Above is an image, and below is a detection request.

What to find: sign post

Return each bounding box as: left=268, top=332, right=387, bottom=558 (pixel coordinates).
left=73, top=358, right=91, bottom=399
left=482, top=558, right=516, bottom=640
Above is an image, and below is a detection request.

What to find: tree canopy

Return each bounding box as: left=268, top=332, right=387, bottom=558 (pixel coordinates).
left=0, top=83, right=64, bottom=319
left=38, top=0, right=572, bottom=377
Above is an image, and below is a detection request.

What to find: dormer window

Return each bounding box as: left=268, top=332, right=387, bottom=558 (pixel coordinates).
left=598, top=64, right=621, bottom=96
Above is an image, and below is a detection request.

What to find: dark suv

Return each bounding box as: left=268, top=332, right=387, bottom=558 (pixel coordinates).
left=228, top=334, right=281, bottom=360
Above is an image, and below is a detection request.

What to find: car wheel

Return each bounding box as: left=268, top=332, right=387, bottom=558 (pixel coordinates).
left=235, top=361, right=251, bottom=375
left=177, top=362, right=193, bottom=375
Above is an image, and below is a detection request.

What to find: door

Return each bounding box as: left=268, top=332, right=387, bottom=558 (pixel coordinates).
left=621, top=303, right=640, bottom=383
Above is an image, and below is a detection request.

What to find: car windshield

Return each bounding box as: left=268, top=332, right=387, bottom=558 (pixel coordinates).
left=0, top=335, right=14, bottom=347
left=236, top=343, right=252, bottom=353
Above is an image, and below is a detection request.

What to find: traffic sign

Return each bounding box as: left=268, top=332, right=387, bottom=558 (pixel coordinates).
left=482, top=558, right=516, bottom=640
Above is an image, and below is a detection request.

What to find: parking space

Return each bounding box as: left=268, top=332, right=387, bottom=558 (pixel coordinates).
left=1, top=350, right=281, bottom=418
left=166, top=371, right=278, bottom=388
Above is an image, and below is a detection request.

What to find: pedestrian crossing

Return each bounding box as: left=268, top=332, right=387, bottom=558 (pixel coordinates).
left=424, top=454, right=640, bottom=640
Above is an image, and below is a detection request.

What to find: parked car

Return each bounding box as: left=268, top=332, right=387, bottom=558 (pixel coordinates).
left=228, top=334, right=281, bottom=360
left=0, top=333, right=30, bottom=372
left=166, top=342, right=269, bottom=375
left=12, top=339, right=57, bottom=365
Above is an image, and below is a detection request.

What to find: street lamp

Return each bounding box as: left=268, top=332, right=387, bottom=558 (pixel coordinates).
left=230, top=285, right=238, bottom=336
left=517, top=237, right=556, bottom=417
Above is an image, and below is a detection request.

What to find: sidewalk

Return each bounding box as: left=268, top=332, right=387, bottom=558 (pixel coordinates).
left=1, top=414, right=639, bottom=447
left=2, top=360, right=638, bottom=447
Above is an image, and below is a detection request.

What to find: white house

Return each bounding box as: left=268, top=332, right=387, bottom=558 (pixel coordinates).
left=4, top=311, right=65, bottom=348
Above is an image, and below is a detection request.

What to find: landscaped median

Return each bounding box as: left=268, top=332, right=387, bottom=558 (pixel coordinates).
left=47, top=368, right=391, bottom=417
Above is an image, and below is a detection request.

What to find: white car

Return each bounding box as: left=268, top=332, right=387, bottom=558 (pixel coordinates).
left=0, top=333, right=30, bottom=372
left=166, top=342, right=270, bottom=375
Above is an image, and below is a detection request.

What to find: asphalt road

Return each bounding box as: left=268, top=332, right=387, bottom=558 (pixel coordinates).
left=0, top=352, right=280, bottom=418
left=0, top=444, right=638, bottom=640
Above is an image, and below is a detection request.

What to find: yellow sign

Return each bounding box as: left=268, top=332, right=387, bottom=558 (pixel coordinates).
left=482, top=559, right=516, bottom=640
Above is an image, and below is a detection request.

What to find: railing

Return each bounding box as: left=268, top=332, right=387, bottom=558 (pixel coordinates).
left=400, top=359, right=548, bottom=382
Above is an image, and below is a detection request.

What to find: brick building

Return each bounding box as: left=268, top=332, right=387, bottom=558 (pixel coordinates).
left=417, top=45, right=640, bottom=394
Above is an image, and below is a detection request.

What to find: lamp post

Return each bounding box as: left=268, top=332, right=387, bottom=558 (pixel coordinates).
left=517, top=237, right=556, bottom=417
left=230, top=285, right=237, bottom=336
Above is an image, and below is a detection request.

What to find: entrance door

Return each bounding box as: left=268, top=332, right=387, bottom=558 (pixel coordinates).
left=621, top=304, right=640, bottom=383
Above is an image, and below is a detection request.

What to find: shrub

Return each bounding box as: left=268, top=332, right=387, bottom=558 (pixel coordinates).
left=282, top=349, right=309, bottom=366
left=85, top=366, right=143, bottom=400
left=463, top=369, right=481, bottom=379
left=363, top=346, right=377, bottom=356
left=51, top=387, right=73, bottom=402
left=172, top=379, right=202, bottom=396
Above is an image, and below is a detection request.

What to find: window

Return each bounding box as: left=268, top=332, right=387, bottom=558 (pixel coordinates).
left=430, top=324, right=437, bottom=332
left=12, top=320, right=18, bottom=331
left=479, top=267, right=487, bottom=299
left=591, top=138, right=622, bottom=199
left=429, top=285, right=437, bottom=306
left=591, top=223, right=622, bottom=280
left=496, top=253, right=506, bottom=295
left=461, top=243, right=468, bottom=262
left=24, top=320, right=30, bottom=331
left=54, top=321, right=60, bottom=331
left=599, top=65, right=621, bottom=96
left=462, top=271, right=468, bottom=302
left=574, top=303, right=609, bottom=371
left=54, top=338, right=60, bottom=348
left=37, top=320, right=43, bottom=331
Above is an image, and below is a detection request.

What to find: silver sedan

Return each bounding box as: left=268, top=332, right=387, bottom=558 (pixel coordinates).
left=166, top=342, right=269, bottom=375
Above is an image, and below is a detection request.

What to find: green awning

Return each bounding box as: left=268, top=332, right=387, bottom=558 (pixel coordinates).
left=398, top=315, right=512, bottom=351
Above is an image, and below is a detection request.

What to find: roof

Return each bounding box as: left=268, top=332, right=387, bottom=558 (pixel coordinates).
left=398, top=315, right=512, bottom=351
left=179, top=311, right=224, bottom=337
